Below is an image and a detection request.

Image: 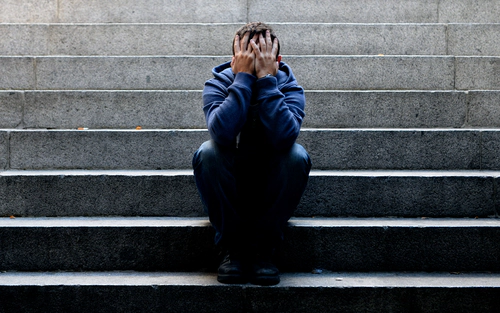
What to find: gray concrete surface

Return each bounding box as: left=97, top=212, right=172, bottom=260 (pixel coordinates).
left=0, top=0, right=246, bottom=23
left=275, top=23, right=446, bottom=56
left=7, top=90, right=500, bottom=129
left=3, top=271, right=500, bottom=287
left=0, top=132, right=7, bottom=170
left=3, top=22, right=500, bottom=57
left=303, top=91, right=467, bottom=128
left=249, top=0, right=438, bottom=23
left=0, top=170, right=497, bottom=218
left=282, top=217, right=500, bottom=272
left=0, top=170, right=204, bottom=217
left=298, top=129, right=485, bottom=170
left=5, top=56, right=500, bottom=91
left=2, top=90, right=474, bottom=129
left=1, top=272, right=499, bottom=312
left=0, top=24, right=235, bottom=56
left=1, top=216, right=500, bottom=272
left=23, top=90, right=206, bottom=129
left=456, top=57, right=500, bottom=90
left=439, top=0, right=500, bottom=23
left=468, top=91, right=500, bottom=127
left=448, top=24, right=500, bottom=56
left=0, top=0, right=57, bottom=23
left=57, top=0, right=247, bottom=23
left=3, top=0, right=499, bottom=24
left=481, top=132, right=500, bottom=171
left=33, top=56, right=225, bottom=90
left=0, top=24, right=49, bottom=55
left=1, top=129, right=497, bottom=170
left=0, top=57, right=35, bottom=90
left=0, top=91, right=23, bottom=128
left=299, top=171, right=499, bottom=218
left=8, top=130, right=210, bottom=170
left=5, top=129, right=500, bottom=170
left=287, top=56, right=455, bottom=90
left=2, top=56, right=457, bottom=90
left=0, top=23, right=448, bottom=56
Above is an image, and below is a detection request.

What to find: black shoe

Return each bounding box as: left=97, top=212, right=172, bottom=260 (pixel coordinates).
left=217, top=253, right=247, bottom=284
left=250, top=257, right=280, bottom=286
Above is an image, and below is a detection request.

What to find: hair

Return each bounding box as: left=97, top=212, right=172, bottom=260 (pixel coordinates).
left=232, top=22, right=280, bottom=58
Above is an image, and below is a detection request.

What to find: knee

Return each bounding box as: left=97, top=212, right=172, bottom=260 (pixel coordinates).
left=192, top=140, right=217, bottom=169
left=192, top=140, right=235, bottom=170
left=281, top=143, right=312, bottom=173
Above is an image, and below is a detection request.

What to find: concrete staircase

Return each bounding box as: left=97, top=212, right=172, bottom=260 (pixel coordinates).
left=1, top=0, right=500, bottom=312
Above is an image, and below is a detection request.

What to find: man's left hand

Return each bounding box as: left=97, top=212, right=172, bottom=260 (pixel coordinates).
left=250, top=30, right=281, bottom=79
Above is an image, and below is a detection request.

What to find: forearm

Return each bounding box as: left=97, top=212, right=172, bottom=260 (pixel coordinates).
left=203, top=73, right=256, bottom=146
left=255, top=77, right=305, bottom=150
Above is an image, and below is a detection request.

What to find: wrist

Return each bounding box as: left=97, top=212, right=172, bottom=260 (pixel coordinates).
left=257, top=73, right=273, bottom=79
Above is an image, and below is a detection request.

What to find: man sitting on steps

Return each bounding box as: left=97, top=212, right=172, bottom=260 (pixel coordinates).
left=192, top=22, right=311, bottom=286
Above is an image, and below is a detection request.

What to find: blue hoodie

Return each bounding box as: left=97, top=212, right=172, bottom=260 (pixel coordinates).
left=202, top=61, right=305, bottom=152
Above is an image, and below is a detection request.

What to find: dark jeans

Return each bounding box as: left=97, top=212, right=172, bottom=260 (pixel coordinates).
left=192, top=140, right=312, bottom=252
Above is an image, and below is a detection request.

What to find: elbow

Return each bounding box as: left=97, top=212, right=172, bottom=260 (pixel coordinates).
left=208, top=123, right=236, bottom=147
left=270, top=129, right=301, bottom=152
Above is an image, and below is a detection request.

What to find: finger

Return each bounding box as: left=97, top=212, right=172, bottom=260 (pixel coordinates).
left=265, top=30, right=272, bottom=53
left=241, top=32, right=251, bottom=52
left=250, top=38, right=260, bottom=56
left=258, top=33, right=266, bottom=52
left=271, top=38, right=279, bottom=58
left=234, top=35, right=241, bottom=54
left=247, top=33, right=257, bottom=52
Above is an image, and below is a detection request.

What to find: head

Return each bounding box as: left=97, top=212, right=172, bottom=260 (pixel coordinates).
left=232, top=22, right=281, bottom=59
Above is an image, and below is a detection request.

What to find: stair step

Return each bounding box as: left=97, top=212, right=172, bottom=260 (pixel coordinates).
left=0, top=0, right=247, bottom=24
left=448, top=24, right=500, bottom=56
left=0, top=90, right=206, bottom=129
left=3, top=56, right=500, bottom=91
left=1, top=216, right=500, bottom=272
left=0, top=170, right=497, bottom=218
left=2, top=129, right=500, bottom=170
left=4, top=90, right=500, bottom=129
left=1, top=271, right=499, bottom=313
left=0, top=23, right=446, bottom=56
left=3, top=23, right=500, bottom=57
left=5, top=89, right=492, bottom=129
left=3, top=0, right=499, bottom=23
left=249, top=0, right=500, bottom=24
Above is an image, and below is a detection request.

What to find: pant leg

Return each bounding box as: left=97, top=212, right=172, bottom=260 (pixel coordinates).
left=193, top=140, right=312, bottom=251
left=245, top=143, right=312, bottom=250
left=192, top=140, right=241, bottom=247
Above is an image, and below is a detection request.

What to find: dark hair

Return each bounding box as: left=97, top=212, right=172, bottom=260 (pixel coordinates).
left=232, top=22, right=280, bottom=58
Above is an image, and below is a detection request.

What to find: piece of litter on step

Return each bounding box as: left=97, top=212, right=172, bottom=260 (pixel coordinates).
left=77, top=127, right=88, bottom=130
left=311, top=269, right=323, bottom=274
left=335, top=277, right=343, bottom=281
left=9, top=215, right=15, bottom=219
left=136, top=126, right=142, bottom=130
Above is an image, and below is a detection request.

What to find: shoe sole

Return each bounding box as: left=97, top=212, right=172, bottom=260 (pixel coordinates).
left=217, top=274, right=248, bottom=284
left=250, top=275, right=280, bottom=286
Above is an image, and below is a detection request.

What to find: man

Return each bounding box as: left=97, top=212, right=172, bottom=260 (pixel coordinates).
left=192, top=22, right=311, bottom=286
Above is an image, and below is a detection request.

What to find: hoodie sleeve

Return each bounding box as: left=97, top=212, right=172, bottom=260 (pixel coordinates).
left=254, top=73, right=306, bottom=151
left=202, top=72, right=257, bottom=146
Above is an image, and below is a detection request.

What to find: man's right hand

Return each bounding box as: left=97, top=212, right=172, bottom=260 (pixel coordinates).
left=231, top=32, right=256, bottom=75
